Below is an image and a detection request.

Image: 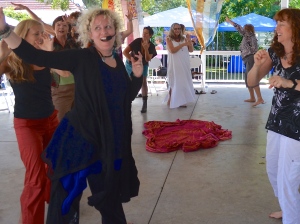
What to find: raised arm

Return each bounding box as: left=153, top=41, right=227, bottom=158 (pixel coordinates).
left=225, top=16, right=244, bottom=35
left=225, top=17, right=235, bottom=26
left=11, top=2, right=55, bottom=36
left=121, top=11, right=133, bottom=40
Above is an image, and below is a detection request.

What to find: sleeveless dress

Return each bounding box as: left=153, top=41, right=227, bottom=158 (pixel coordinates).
left=167, top=39, right=195, bottom=108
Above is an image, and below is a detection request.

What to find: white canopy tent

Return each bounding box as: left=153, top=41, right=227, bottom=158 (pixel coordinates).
left=32, top=9, right=77, bottom=25
left=142, top=6, right=194, bottom=28
left=6, top=17, right=19, bottom=26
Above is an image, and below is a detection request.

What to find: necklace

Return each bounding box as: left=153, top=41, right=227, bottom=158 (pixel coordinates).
left=97, top=50, right=113, bottom=62
left=283, top=51, right=293, bottom=60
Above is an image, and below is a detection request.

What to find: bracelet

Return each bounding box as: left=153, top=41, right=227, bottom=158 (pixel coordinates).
left=0, top=24, right=10, bottom=35
left=0, top=24, right=12, bottom=40
left=291, top=79, right=298, bottom=89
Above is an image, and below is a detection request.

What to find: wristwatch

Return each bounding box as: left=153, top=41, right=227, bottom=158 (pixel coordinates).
left=291, top=79, right=298, bottom=89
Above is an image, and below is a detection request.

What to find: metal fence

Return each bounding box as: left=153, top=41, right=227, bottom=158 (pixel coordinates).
left=157, top=50, right=272, bottom=84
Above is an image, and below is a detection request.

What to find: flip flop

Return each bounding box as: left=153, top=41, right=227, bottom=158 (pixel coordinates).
left=211, top=90, right=217, bottom=94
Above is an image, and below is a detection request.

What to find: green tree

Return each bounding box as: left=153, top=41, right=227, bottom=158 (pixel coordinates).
left=36, top=0, right=69, bottom=10
left=142, top=0, right=187, bottom=15
left=213, top=0, right=280, bottom=50
left=82, top=0, right=102, bottom=8
left=3, top=7, right=30, bottom=21
left=290, top=0, right=300, bottom=8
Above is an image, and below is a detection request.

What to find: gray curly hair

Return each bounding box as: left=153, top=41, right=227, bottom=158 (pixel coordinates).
left=77, top=7, right=122, bottom=48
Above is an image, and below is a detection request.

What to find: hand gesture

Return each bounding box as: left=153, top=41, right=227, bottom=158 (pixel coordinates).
left=131, top=51, right=143, bottom=77
left=36, top=32, right=53, bottom=51
left=185, top=34, right=192, bottom=46
left=268, top=75, right=290, bottom=89
left=11, top=2, right=27, bottom=10
left=254, top=49, right=269, bottom=67
left=62, top=14, right=72, bottom=24
left=142, top=39, right=150, bottom=50
left=126, top=11, right=133, bottom=21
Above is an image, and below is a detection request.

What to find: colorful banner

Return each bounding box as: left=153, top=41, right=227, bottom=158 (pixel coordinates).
left=127, top=0, right=138, bottom=19
left=187, top=0, right=224, bottom=51
left=102, top=0, right=141, bottom=40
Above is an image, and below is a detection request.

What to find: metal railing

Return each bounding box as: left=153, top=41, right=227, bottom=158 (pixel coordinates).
left=156, top=50, right=272, bottom=85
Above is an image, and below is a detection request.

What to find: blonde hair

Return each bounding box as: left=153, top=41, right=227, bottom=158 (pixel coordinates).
left=168, top=23, right=184, bottom=42
left=77, top=7, right=122, bottom=49
left=155, top=36, right=162, bottom=42
left=7, top=19, right=43, bottom=83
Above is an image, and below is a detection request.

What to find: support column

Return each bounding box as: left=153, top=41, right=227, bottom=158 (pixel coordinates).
left=281, top=0, right=289, bottom=9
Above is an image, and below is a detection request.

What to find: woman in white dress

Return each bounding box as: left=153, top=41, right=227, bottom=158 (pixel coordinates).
left=166, top=23, right=195, bottom=108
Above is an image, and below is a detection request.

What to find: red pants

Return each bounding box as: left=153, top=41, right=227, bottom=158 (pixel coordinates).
left=14, top=110, right=59, bottom=224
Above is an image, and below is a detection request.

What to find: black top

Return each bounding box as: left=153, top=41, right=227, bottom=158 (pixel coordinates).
left=129, top=38, right=157, bottom=65
left=99, top=57, right=127, bottom=166
left=13, top=39, right=142, bottom=203
left=266, top=48, right=300, bottom=141
left=10, top=68, right=54, bottom=119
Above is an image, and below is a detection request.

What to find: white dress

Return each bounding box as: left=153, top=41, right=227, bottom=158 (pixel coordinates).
left=167, top=39, right=195, bottom=108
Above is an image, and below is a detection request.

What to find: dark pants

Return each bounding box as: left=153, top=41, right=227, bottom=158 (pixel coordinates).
left=46, top=172, right=126, bottom=224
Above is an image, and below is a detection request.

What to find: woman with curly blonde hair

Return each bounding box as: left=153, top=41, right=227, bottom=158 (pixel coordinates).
left=0, top=19, right=60, bottom=224
left=248, top=8, right=300, bottom=223
left=0, top=7, right=143, bottom=223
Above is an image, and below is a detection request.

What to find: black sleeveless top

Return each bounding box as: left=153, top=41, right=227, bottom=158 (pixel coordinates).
left=10, top=68, right=54, bottom=119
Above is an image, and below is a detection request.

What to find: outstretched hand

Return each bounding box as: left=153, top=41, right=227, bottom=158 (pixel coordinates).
left=11, top=2, right=27, bottom=10
left=126, top=11, right=133, bottom=21
left=131, top=51, right=143, bottom=77
left=35, top=32, right=54, bottom=51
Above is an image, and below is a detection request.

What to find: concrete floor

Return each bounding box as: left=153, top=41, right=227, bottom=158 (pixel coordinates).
left=0, top=84, right=283, bottom=224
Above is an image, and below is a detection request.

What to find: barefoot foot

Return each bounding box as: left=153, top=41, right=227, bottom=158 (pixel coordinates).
left=269, top=211, right=282, bottom=219
left=253, top=99, right=266, bottom=107
left=244, top=99, right=255, bottom=102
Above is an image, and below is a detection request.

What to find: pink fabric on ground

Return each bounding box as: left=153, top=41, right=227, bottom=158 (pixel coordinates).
left=142, top=119, right=232, bottom=153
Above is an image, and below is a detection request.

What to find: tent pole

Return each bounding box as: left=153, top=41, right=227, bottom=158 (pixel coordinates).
left=281, top=0, right=289, bottom=8
left=217, top=31, right=219, bottom=50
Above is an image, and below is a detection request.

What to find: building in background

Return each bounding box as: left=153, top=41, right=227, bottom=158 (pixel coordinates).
left=2, top=0, right=80, bottom=24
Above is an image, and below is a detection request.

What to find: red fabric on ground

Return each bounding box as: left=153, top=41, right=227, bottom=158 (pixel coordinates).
left=142, top=119, right=232, bottom=153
